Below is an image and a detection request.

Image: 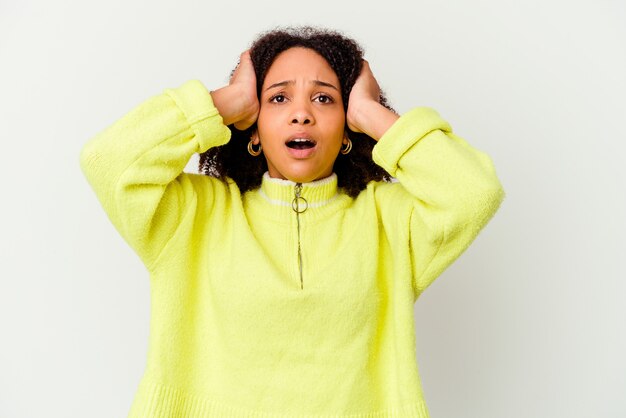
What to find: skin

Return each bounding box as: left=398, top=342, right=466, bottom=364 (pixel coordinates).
left=253, top=47, right=345, bottom=182
left=210, top=47, right=399, bottom=183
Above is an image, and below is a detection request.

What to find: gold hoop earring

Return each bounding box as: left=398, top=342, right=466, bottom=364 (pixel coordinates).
left=248, top=139, right=262, bottom=157
left=340, top=138, right=352, bottom=155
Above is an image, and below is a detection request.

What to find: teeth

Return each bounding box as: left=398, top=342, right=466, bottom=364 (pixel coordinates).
left=287, top=137, right=316, bottom=149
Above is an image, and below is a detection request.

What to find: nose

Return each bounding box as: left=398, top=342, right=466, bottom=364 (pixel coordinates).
left=291, top=114, right=311, bottom=124
left=289, top=98, right=314, bottom=125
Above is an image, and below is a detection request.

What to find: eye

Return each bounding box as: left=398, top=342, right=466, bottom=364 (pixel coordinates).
left=269, top=93, right=287, bottom=103
left=314, top=94, right=334, bottom=104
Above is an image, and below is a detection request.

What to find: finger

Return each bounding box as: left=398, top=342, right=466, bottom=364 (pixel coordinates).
left=362, top=60, right=373, bottom=75
left=230, top=52, right=248, bottom=83
left=239, top=50, right=252, bottom=64
left=230, top=63, right=241, bottom=84
left=234, top=50, right=249, bottom=69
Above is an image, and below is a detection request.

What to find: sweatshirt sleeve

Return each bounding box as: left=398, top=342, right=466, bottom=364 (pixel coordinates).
left=372, top=107, right=505, bottom=298
left=79, top=79, right=232, bottom=270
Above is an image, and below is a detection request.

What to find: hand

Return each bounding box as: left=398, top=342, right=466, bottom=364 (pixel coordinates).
left=230, top=50, right=259, bottom=130
left=346, top=59, right=399, bottom=141
left=210, top=50, right=259, bottom=130
left=346, top=60, right=381, bottom=133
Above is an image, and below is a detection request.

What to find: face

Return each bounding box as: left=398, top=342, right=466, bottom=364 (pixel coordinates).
left=253, top=47, right=346, bottom=183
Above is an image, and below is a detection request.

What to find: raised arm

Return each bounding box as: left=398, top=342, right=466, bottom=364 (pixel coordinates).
left=348, top=60, right=505, bottom=298
left=371, top=108, right=505, bottom=297
left=79, top=52, right=259, bottom=270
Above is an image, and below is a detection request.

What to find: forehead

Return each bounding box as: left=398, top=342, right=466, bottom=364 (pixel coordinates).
left=262, top=47, right=339, bottom=86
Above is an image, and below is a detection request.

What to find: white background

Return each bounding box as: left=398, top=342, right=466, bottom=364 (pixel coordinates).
left=1, top=0, right=624, bottom=417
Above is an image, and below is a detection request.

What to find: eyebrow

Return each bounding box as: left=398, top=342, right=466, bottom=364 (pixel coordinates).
left=264, top=80, right=339, bottom=92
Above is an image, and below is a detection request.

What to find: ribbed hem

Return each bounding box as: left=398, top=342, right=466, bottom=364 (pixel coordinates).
left=127, top=379, right=431, bottom=418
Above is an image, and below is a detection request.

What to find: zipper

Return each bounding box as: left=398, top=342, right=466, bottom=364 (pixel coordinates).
left=292, top=183, right=308, bottom=289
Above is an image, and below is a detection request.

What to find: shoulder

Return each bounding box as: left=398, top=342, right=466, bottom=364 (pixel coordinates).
left=183, top=172, right=243, bottom=202
left=342, top=180, right=414, bottom=239
left=365, top=178, right=410, bottom=201
left=350, top=179, right=414, bottom=213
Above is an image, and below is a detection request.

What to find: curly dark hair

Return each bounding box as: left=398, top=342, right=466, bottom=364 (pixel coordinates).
left=198, top=26, right=395, bottom=197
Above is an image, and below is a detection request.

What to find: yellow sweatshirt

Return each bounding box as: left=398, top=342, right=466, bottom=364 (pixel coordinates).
left=79, top=79, right=505, bottom=417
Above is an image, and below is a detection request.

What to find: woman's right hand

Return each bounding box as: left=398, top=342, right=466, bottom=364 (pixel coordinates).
left=210, top=50, right=259, bottom=130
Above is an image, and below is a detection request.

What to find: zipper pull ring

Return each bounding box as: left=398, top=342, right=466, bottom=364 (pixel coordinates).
left=292, top=183, right=308, bottom=213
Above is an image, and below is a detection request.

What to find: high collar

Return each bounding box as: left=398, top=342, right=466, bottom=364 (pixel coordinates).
left=259, top=171, right=339, bottom=208
left=245, top=171, right=350, bottom=223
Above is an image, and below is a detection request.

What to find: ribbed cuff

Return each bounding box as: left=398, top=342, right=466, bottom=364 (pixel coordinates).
left=164, top=79, right=231, bottom=152
left=372, top=107, right=452, bottom=177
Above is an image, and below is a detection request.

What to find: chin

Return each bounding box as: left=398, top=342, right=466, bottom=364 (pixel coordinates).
left=284, top=169, right=331, bottom=184
left=267, top=158, right=336, bottom=183
left=285, top=173, right=316, bottom=183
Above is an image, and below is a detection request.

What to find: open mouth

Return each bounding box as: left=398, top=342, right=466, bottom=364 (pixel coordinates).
left=286, top=138, right=317, bottom=150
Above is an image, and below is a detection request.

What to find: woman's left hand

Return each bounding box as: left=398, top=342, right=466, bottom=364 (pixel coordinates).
left=346, top=59, right=399, bottom=140
left=346, top=60, right=380, bottom=133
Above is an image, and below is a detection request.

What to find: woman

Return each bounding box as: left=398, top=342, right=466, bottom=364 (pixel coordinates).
left=80, top=26, right=504, bottom=418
